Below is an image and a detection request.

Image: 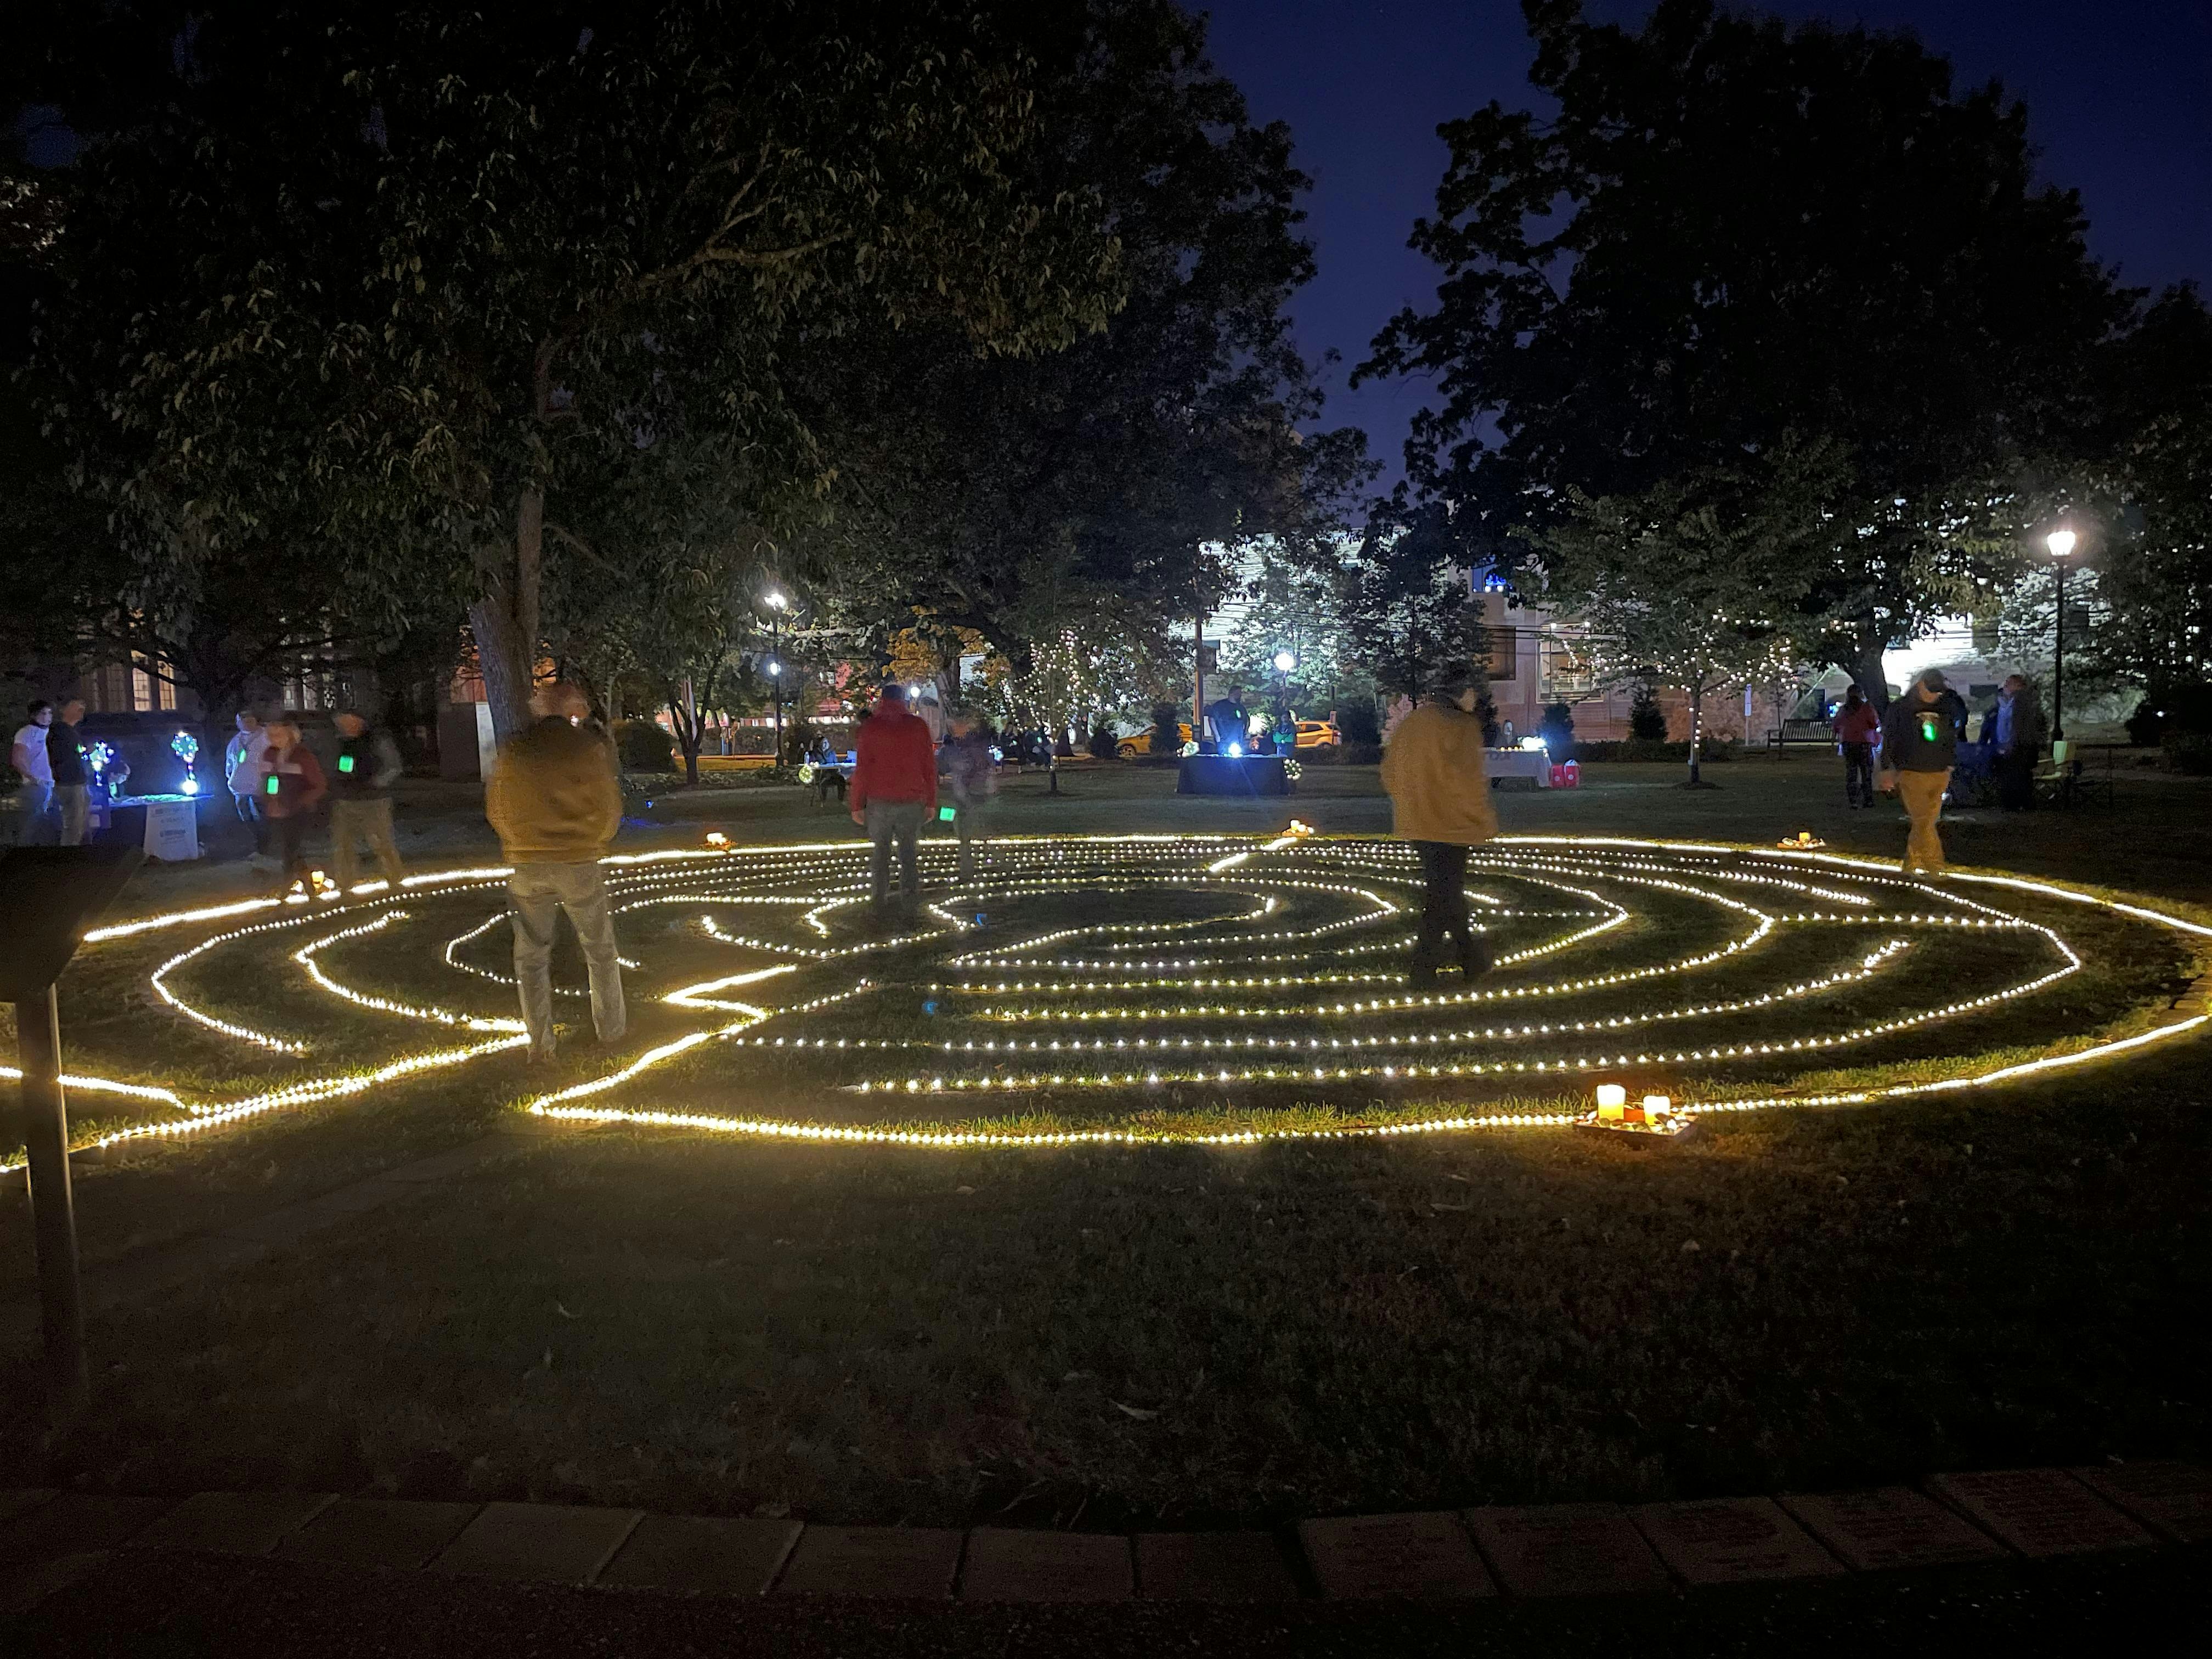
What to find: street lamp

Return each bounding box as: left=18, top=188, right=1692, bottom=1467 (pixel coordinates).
left=2045, top=527, right=2076, bottom=746
left=763, top=590, right=790, bottom=761
left=1269, top=649, right=1296, bottom=754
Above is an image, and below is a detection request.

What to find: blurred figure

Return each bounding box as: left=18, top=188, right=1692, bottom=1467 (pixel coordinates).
left=1379, top=664, right=1498, bottom=988
left=485, top=681, right=625, bottom=1061
left=225, top=709, right=270, bottom=867
left=941, top=706, right=996, bottom=882
left=849, top=685, right=936, bottom=913
left=259, top=713, right=328, bottom=891
left=48, top=697, right=91, bottom=845
left=9, top=699, right=56, bottom=845
left=1988, top=673, right=2046, bottom=812
left=330, top=708, right=405, bottom=891
left=1878, top=668, right=1966, bottom=874
left=1830, top=685, right=1881, bottom=808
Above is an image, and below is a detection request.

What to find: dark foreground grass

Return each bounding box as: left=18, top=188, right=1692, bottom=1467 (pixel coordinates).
left=4, top=764, right=2209, bottom=1533
left=7, top=1051, right=2205, bottom=1530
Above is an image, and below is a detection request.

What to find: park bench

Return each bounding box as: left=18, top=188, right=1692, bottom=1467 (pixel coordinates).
left=1766, top=719, right=1833, bottom=749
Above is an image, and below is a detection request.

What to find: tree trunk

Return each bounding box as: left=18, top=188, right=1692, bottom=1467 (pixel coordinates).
left=1845, top=633, right=1890, bottom=715
left=1685, top=682, right=1705, bottom=787
left=469, top=485, right=545, bottom=742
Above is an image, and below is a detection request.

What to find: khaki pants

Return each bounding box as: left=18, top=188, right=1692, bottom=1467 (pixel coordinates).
left=1892, top=768, right=1951, bottom=873
left=509, top=861, right=626, bottom=1059
left=331, top=797, right=403, bottom=890
left=57, top=783, right=89, bottom=846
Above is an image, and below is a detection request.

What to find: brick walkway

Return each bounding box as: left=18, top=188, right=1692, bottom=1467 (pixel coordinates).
left=2, top=1458, right=2203, bottom=1616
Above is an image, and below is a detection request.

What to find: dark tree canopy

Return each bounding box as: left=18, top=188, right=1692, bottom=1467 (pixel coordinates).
left=1359, top=0, right=2129, bottom=704
left=785, top=0, right=1369, bottom=674
left=15, top=0, right=1126, bottom=735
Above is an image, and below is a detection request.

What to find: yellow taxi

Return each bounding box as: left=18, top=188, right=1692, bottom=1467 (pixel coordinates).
left=1294, top=719, right=1341, bottom=748
left=1115, top=722, right=1193, bottom=758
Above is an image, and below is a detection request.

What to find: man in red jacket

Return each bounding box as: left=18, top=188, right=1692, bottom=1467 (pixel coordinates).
left=849, top=686, right=939, bottom=913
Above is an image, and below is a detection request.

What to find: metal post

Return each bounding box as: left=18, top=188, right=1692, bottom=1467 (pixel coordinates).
left=1192, top=611, right=1206, bottom=748
left=17, top=986, right=88, bottom=1420
left=2051, top=558, right=2067, bottom=744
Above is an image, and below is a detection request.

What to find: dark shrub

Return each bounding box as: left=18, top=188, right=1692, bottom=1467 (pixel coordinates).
left=1539, top=701, right=1576, bottom=755
left=1338, top=699, right=1381, bottom=746
left=614, top=718, right=674, bottom=772
left=1628, top=684, right=1668, bottom=740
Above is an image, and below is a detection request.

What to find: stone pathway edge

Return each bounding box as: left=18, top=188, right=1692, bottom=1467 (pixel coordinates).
left=1, top=1462, right=2202, bottom=1613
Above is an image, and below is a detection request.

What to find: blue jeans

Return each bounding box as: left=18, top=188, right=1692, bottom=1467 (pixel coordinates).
left=13, top=780, right=55, bottom=845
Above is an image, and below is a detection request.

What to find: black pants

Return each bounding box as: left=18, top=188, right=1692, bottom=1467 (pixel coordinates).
left=270, top=814, right=309, bottom=884
left=1416, top=840, right=1474, bottom=967
left=1842, top=743, right=1874, bottom=805
left=1995, top=748, right=2036, bottom=811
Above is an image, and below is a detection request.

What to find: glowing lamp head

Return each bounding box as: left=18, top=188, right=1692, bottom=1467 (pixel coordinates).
left=180, top=778, right=199, bottom=795
left=1595, top=1083, right=1627, bottom=1120
left=1519, top=735, right=1548, bottom=751
left=2045, top=528, right=2077, bottom=560
left=1642, top=1094, right=1673, bottom=1118
left=1227, top=742, right=1243, bottom=758
left=1272, top=649, right=1296, bottom=674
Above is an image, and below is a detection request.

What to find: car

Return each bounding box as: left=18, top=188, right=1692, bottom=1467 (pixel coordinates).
left=1294, top=719, right=1341, bottom=748
left=1116, top=722, right=1193, bottom=759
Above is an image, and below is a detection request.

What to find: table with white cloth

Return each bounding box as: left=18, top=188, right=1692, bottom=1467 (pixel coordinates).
left=1484, top=748, right=1553, bottom=787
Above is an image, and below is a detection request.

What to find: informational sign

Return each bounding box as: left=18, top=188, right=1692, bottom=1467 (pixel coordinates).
left=142, top=797, right=201, bottom=861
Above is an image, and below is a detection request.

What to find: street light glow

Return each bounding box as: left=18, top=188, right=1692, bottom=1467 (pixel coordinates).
left=1272, top=649, right=1296, bottom=673
left=764, top=590, right=789, bottom=611
left=767, top=659, right=782, bottom=677
left=2045, top=528, right=2076, bottom=559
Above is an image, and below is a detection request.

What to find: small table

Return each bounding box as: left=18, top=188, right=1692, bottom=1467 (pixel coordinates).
left=1177, top=755, right=1291, bottom=796
left=1486, top=749, right=1553, bottom=787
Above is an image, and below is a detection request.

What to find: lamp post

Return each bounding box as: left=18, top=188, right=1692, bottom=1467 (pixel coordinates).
left=2045, top=528, right=2076, bottom=745
left=764, top=590, right=789, bottom=762
left=1271, top=648, right=1296, bottom=753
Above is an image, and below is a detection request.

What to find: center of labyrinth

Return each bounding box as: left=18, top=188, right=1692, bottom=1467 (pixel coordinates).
left=30, top=834, right=2212, bottom=1158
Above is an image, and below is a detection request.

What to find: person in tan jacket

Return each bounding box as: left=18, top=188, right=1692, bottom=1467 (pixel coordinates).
left=1379, top=664, right=1498, bottom=988
left=485, top=681, right=625, bottom=1060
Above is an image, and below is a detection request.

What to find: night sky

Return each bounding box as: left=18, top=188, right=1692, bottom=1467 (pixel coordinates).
left=1198, top=0, right=2212, bottom=493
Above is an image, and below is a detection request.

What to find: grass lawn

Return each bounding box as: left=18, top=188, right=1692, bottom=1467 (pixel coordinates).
left=3, top=753, right=2209, bottom=1532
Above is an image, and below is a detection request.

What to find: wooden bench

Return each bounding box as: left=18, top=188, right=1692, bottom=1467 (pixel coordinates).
left=1766, top=719, right=1834, bottom=749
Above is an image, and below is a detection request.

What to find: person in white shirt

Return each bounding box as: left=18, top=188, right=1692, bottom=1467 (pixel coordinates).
left=10, top=699, right=58, bottom=846
left=224, top=709, right=272, bottom=868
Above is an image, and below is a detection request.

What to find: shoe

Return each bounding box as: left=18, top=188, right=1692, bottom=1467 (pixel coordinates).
left=1459, top=939, right=1495, bottom=978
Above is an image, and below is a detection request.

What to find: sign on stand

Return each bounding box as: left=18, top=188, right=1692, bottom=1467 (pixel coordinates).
left=142, top=797, right=200, bottom=861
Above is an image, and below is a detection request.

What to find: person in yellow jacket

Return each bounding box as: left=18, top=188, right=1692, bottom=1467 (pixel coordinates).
left=1379, top=665, right=1498, bottom=988
left=485, top=681, right=626, bottom=1061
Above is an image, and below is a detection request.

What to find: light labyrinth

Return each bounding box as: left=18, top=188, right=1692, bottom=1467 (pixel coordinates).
left=7, top=833, right=2209, bottom=1166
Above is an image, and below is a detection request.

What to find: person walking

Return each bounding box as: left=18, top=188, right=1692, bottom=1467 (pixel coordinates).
left=9, top=699, right=57, bottom=845
left=485, top=681, right=626, bottom=1062
left=1988, top=674, right=2046, bottom=812
left=1379, top=665, right=1499, bottom=988
left=1830, top=685, right=1881, bottom=808
left=941, top=706, right=996, bottom=882
left=1877, top=669, right=1966, bottom=875
left=848, top=685, right=936, bottom=913
left=225, top=709, right=271, bottom=867
left=258, top=713, right=328, bottom=891
left=330, top=708, right=405, bottom=891
left=48, top=698, right=91, bottom=845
